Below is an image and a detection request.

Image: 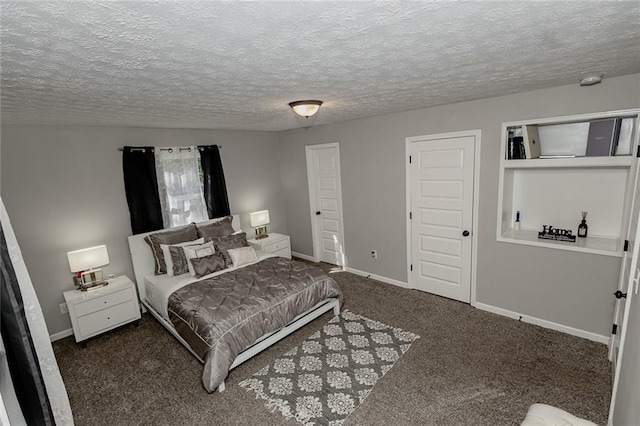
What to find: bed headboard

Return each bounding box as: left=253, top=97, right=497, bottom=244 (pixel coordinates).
left=128, top=214, right=240, bottom=303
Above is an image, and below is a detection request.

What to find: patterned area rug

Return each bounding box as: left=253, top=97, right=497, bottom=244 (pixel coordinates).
left=239, top=310, right=420, bottom=425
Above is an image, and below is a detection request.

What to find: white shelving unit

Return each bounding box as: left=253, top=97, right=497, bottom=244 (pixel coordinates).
left=497, top=109, right=640, bottom=257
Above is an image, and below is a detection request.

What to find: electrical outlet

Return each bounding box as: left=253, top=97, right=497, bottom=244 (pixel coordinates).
left=371, top=250, right=378, bottom=259
left=59, top=303, right=68, bottom=314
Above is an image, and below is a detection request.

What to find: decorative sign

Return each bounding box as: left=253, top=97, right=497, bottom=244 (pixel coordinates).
left=538, top=225, right=576, bottom=242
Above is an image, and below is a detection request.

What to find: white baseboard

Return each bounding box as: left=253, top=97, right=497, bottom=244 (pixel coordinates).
left=291, top=251, right=316, bottom=262
left=49, top=328, right=73, bottom=342
left=475, top=302, right=609, bottom=344
left=343, top=267, right=409, bottom=289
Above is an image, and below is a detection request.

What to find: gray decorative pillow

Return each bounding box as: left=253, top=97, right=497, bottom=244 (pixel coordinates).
left=160, top=237, right=204, bottom=276
left=196, top=216, right=235, bottom=240
left=210, top=232, right=248, bottom=267
left=144, top=224, right=198, bottom=275
left=168, top=245, right=193, bottom=276
left=182, top=241, right=216, bottom=277
left=190, top=253, right=226, bottom=278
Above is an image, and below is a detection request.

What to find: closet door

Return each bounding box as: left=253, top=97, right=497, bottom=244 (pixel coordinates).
left=608, top=201, right=640, bottom=424
left=610, top=159, right=640, bottom=365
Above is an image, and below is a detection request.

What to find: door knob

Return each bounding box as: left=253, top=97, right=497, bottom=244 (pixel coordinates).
left=462, top=230, right=470, bottom=237
left=614, top=290, right=627, bottom=299
left=316, top=211, right=321, bottom=215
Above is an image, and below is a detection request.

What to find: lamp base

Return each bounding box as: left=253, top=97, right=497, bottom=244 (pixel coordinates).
left=79, top=280, right=109, bottom=292
left=255, top=226, right=269, bottom=240
left=81, top=268, right=104, bottom=285
left=75, top=268, right=109, bottom=291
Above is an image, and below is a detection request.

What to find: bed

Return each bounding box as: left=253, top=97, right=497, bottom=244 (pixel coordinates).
left=128, top=215, right=342, bottom=393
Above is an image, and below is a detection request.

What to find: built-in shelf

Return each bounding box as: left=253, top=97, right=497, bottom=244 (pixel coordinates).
left=498, top=228, right=623, bottom=257
left=497, top=109, right=640, bottom=258
left=504, top=156, right=634, bottom=169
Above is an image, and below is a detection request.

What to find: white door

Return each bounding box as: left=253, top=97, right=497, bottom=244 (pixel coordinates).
left=608, top=206, right=640, bottom=424
left=306, top=143, right=345, bottom=266
left=610, top=161, right=640, bottom=364
left=408, top=133, right=476, bottom=303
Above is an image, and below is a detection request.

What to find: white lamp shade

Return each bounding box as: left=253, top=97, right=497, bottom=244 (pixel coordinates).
left=250, top=210, right=270, bottom=227
left=289, top=100, right=323, bottom=118
left=292, top=104, right=320, bottom=117
left=67, top=245, right=110, bottom=273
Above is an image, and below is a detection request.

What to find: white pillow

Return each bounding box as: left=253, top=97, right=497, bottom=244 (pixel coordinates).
left=182, top=241, right=216, bottom=277
left=160, top=237, right=204, bottom=276
left=227, top=246, right=259, bottom=268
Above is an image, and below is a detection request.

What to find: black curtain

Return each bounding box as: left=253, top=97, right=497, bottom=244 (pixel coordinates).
left=1, top=226, right=55, bottom=426
left=199, top=145, right=231, bottom=219
left=122, top=146, right=164, bottom=234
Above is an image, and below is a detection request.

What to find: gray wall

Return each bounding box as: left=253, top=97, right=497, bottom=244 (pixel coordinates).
left=0, top=125, right=286, bottom=335
left=279, top=73, right=640, bottom=337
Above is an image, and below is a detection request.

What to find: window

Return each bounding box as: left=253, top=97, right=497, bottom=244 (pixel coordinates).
left=155, top=147, right=208, bottom=228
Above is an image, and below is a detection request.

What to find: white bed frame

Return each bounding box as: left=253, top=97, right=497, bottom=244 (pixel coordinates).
left=127, top=215, right=340, bottom=392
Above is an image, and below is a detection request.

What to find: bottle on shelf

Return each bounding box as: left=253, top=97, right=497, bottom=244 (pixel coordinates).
left=514, top=210, right=521, bottom=231
left=577, top=211, right=588, bottom=238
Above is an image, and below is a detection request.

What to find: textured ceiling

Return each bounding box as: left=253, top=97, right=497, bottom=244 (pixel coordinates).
left=1, top=1, right=640, bottom=131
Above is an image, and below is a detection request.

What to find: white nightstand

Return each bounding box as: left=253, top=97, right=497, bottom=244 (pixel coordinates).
left=63, top=275, right=141, bottom=347
left=248, top=233, right=291, bottom=259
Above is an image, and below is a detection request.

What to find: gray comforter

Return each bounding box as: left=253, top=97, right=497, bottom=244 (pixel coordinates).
left=167, top=257, right=342, bottom=392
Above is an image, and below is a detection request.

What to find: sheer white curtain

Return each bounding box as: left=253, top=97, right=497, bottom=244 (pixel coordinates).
left=155, top=147, right=209, bottom=228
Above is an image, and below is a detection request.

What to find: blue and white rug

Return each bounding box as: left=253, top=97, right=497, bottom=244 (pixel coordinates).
left=239, top=310, right=420, bottom=426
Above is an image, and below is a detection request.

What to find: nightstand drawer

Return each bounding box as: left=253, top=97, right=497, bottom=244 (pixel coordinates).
left=78, top=300, right=138, bottom=337
left=75, top=288, right=134, bottom=317
left=264, top=240, right=288, bottom=253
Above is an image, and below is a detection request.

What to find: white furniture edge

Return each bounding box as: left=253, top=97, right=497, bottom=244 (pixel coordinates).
left=248, top=232, right=288, bottom=242
left=497, top=229, right=623, bottom=258
left=405, top=129, right=482, bottom=307
left=127, top=215, right=340, bottom=392
left=475, top=302, right=609, bottom=344
left=496, top=108, right=640, bottom=256
left=502, top=109, right=640, bottom=128
left=503, top=156, right=634, bottom=169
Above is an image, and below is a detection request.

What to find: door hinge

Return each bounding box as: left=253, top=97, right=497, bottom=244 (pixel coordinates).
left=624, top=239, right=629, bottom=251
left=637, top=145, right=640, bottom=157
left=409, top=212, right=412, bottom=220
left=410, top=264, right=413, bottom=271
left=612, top=323, right=618, bottom=335
left=409, top=155, right=412, bottom=163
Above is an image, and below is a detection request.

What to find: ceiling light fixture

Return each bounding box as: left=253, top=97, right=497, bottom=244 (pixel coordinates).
left=579, top=74, right=603, bottom=86
left=289, top=100, right=323, bottom=118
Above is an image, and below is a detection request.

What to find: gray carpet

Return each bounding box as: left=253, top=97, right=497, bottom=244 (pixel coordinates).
left=53, top=262, right=611, bottom=425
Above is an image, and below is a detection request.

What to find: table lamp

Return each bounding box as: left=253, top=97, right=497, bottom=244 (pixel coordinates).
left=250, top=210, right=270, bottom=240
left=67, top=245, right=110, bottom=291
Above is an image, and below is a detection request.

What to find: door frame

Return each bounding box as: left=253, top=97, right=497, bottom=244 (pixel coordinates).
left=405, top=130, right=481, bottom=305
left=608, top=205, right=640, bottom=423
left=306, top=142, right=346, bottom=266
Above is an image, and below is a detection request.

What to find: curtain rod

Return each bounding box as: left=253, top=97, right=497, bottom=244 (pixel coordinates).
left=118, top=145, right=221, bottom=152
